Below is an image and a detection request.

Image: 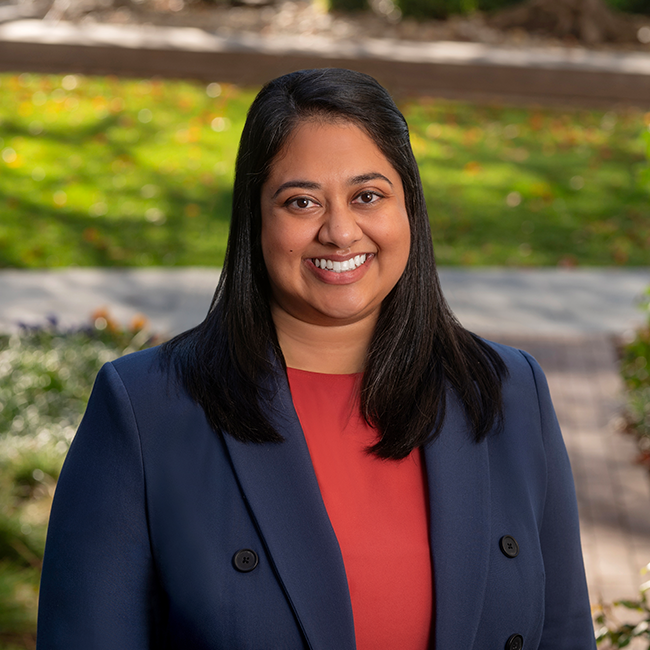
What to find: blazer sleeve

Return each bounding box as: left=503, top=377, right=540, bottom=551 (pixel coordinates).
left=37, top=362, right=162, bottom=649
left=521, top=351, right=596, bottom=650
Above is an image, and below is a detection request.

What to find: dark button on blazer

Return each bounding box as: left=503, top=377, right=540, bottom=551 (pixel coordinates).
left=37, top=342, right=597, bottom=649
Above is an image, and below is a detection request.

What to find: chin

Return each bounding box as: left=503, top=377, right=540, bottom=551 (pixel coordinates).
left=312, top=302, right=378, bottom=325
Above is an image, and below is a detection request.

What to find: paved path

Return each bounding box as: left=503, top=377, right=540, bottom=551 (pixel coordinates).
left=1, top=267, right=650, bottom=617
left=1, top=267, right=649, bottom=337
left=1, top=18, right=650, bottom=106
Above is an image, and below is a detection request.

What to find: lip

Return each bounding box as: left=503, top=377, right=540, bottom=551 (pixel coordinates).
left=304, top=253, right=374, bottom=285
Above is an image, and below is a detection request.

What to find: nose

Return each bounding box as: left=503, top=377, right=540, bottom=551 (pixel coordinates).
left=318, top=202, right=363, bottom=250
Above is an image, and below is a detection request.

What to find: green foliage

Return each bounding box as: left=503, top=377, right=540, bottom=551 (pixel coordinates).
left=329, top=0, right=367, bottom=13
left=626, top=386, right=650, bottom=441
left=620, top=288, right=650, bottom=451
left=198, top=0, right=650, bottom=16
left=595, top=563, right=650, bottom=648
left=0, top=562, right=39, bottom=648
left=394, top=0, right=527, bottom=20
left=394, top=0, right=519, bottom=19
left=397, top=0, right=472, bottom=20
left=0, top=314, right=158, bottom=449
left=476, top=0, right=519, bottom=10
left=0, top=73, right=254, bottom=268
left=605, top=0, right=650, bottom=15
left=310, top=0, right=521, bottom=17
left=621, top=290, right=650, bottom=391
left=0, top=316, right=159, bottom=647
left=406, top=101, right=649, bottom=266
left=394, top=0, right=650, bottom=18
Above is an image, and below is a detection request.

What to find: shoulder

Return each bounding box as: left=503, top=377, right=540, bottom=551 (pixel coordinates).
left=93, top=345, right=195, bottom=421
left=482, top=338, right=540, bottom=377
left=478, top=338, right=562, bottom=460
left=104, top=345, right=179, bottom=397
left=88, top=345, right=216, bottom=460
left=481, top=338, right=547, bottom=396
left=109, top=345, right=166, bottom=381
left=477, top=338, right=555, bottom=430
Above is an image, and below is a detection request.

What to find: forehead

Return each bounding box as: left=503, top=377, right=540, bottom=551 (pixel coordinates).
left=266, top=119, right=395, bottom=183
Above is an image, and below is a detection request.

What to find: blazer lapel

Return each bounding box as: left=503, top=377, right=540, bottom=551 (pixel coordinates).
left=424, top=392, right=491, bottom=650
left=222, top=369, right=356, bottom=650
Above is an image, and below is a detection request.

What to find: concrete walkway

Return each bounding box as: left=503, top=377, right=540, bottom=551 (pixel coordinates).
left=1, top=266, right=650, bottom=615
left=1, top=267, right=649, bottom=337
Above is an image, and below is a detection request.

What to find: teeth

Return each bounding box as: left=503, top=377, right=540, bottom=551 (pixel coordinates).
left=313, top=254, right=368, bottom=273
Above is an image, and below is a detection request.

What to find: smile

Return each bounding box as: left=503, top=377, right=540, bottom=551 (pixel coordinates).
left=312, top=254, right=368, bottom=273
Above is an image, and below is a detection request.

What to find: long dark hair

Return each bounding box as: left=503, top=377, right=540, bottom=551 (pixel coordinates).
left=163, top=68, right=507, bottom=459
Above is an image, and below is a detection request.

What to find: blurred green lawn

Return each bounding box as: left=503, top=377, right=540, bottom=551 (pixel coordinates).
left=0, top=72, right=649, bottom=268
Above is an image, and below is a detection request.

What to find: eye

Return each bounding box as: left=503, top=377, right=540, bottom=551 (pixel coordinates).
left=287, top=197, right=317, bottom=209
left=353, top=191, right=382, bottom=205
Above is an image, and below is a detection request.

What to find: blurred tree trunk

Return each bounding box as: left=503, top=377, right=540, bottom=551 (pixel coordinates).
left=489, top=0, right=637, bottom=43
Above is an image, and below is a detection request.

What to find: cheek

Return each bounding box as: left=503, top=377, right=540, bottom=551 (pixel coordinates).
left=261, top=220, right=304, bottom=283
left=263, top=216, right=314, bottom=261
left=260, top=228, right=281, bottom=285
left=261, top=215, right=284, bottom=260
left=392, top=216, right=412, bottom=277
left=383, top=212, right=411, bottom=258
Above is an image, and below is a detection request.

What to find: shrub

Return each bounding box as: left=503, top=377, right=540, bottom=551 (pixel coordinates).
left=594, top=564, right=650, bottom=648
left=620, top=289, right=650, bottom=391
left=397, top=0, right=465, bottom=20
left=394, top=0, right=649, bottom=20
left=329, top=0, right=367, bottom=13
left=0, top=312, right=159, bottom=646
left=606, top=0, right=650, bottom=15
left=626, top=387, right=650, bottom=440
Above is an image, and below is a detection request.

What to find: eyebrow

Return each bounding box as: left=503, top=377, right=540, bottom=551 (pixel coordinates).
left=271, top=180, right=320, bottom=200
left=271, top=173, right=393, bottom=199
left=349, top=173, right=393, bottom=187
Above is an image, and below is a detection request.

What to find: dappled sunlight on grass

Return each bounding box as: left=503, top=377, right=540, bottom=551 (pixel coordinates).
left=0, top=74, right=250, bottom=268
left=0, top=72, right=649, bottom=267
left=405, top=99, right=650, bottom=266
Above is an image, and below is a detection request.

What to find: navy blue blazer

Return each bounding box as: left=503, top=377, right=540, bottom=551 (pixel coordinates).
left=37, top=341, right=596, bottom=649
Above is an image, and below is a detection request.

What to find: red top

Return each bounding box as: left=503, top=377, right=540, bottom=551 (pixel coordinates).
left=287, top=368, right=433, bottom=650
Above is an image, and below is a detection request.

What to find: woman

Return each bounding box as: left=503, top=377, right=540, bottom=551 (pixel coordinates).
left=37, top=69, right=596, bottom=650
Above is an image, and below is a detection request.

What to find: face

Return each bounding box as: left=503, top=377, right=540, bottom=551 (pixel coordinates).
left=260, top=120, right=411, bottom=328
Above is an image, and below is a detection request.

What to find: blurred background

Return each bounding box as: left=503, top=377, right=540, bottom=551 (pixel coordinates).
left=1, top=0, right=650, bottom=647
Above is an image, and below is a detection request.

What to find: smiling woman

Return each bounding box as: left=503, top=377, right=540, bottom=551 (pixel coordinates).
left=37, top=69, right=596, bottom=650
left=261, top=120, right=411, bottom=372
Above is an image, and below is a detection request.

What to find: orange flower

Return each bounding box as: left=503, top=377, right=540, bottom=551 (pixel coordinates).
left=130, top=314, right=149, bottom=333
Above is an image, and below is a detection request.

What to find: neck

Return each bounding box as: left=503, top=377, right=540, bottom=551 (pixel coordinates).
left=271, top=304, right=376, bottom=374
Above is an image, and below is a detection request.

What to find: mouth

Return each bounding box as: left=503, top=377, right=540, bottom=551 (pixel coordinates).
left=311, top=254, right=368, bottom=273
